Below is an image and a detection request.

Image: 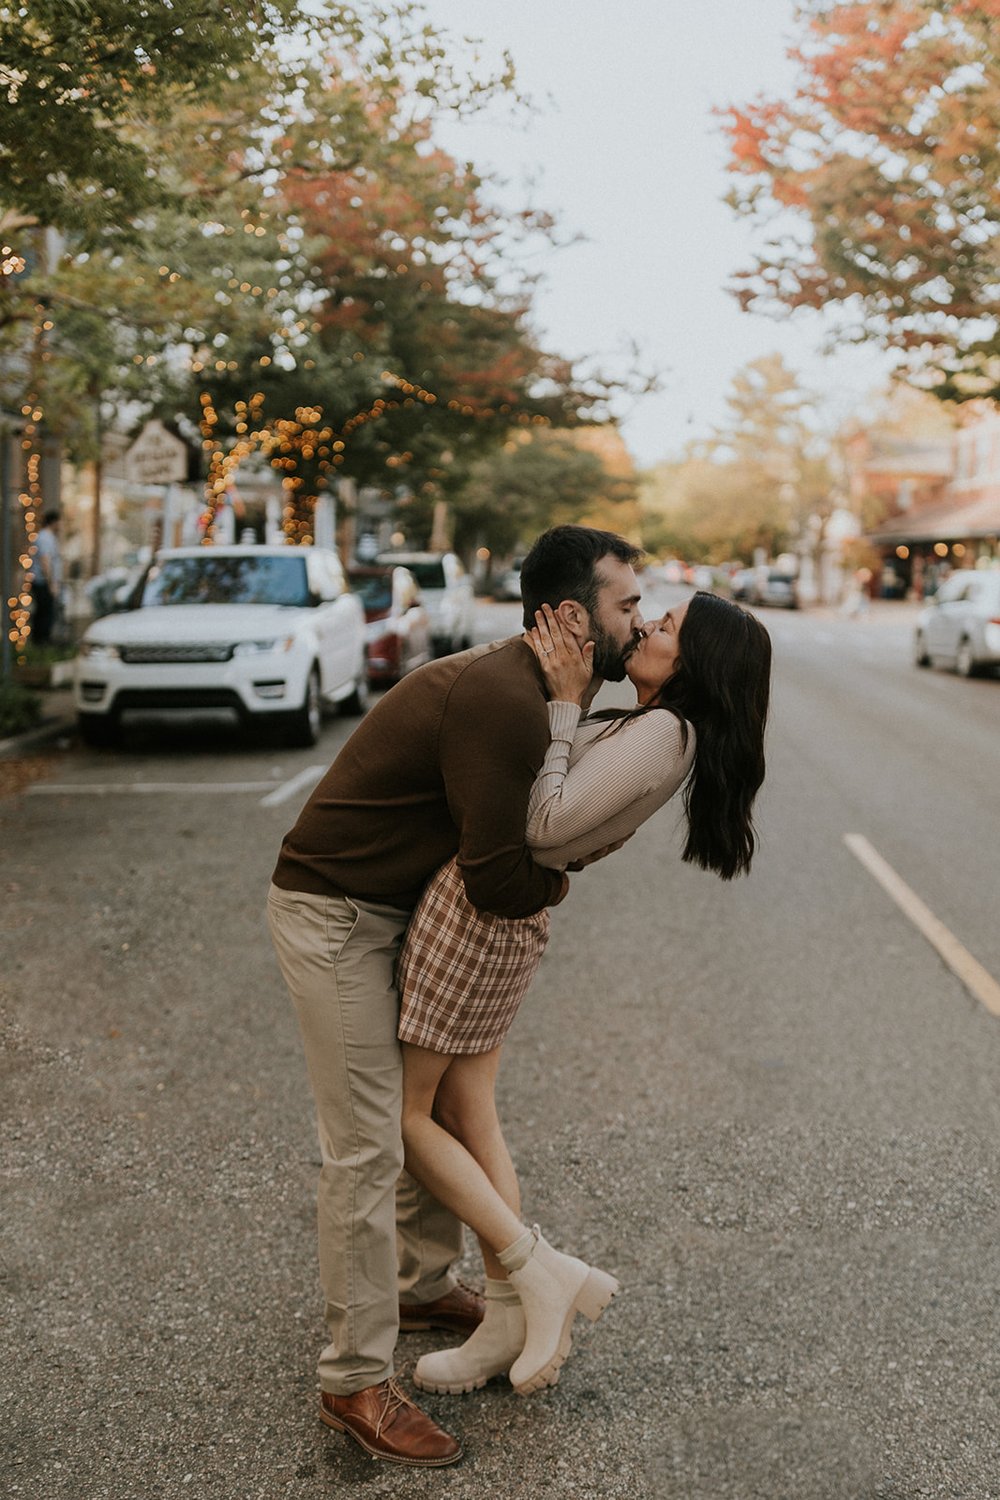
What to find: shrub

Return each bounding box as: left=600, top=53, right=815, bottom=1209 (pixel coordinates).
left=0, top=679, right=43, bottom=738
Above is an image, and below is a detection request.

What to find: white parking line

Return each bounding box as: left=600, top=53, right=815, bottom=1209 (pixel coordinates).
left=260, top=765, right=326, bottom=807
left=845, top=833, right=1000, bottom=1018
left=29, top=781, right=278, bottom=796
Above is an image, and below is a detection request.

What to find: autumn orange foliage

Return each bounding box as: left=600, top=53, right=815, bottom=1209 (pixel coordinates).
left=722, top=0, right=1000, bottom=399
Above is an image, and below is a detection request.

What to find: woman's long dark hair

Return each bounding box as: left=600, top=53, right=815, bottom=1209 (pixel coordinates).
left=657, top=591, right=771, bottom=880
left=593, top=591, right=771, bottom=879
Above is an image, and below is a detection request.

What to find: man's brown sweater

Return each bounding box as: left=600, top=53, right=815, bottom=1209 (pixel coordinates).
left=271, top=637, right=566, bottom=918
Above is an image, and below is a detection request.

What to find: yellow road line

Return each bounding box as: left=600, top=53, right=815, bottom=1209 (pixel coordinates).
left=844, top=833, right=1000, bottom=1018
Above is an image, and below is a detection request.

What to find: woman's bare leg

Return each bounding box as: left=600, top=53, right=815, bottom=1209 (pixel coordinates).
left=434, top=1047, right=522, bottom=1280
left=403, top=1041, right=620, bottom=1396
left=401, top=1042, right=524, bottom=1277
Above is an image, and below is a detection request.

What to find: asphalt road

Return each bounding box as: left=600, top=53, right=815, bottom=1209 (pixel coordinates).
left=3, top=589, right=1000, bottom=1500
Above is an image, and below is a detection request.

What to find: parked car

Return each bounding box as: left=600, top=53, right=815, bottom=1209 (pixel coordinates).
left=493, top=557, right=524, bottom=602
left=730, top=568, right=756, bottom=602
left=914, top=569, right=1000, bottom=677
left=758, top=570, right=799, bottom=608
left=348, top=563, right=432, bottom=685
left=732, top=566, right=798, bottom=609
left=74, top=545, right=368, bottom=747
left=375, top=550, right=474, bottom=656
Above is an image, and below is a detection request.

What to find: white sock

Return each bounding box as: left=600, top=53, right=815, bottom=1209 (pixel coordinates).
left=485, top=1276, right=520, bottom=1303
left=497, top=1226, right=536, bottom=1273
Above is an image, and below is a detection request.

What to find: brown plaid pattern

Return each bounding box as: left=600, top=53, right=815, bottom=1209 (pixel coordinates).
left=397, top=857, right=550, bottom=1055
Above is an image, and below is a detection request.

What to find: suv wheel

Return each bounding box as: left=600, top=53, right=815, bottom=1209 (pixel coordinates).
left=340, top=661, right=370, bottom=717
left=285, top=667, right=322, bottom=746
left=914, top=632, right=931, bottom=668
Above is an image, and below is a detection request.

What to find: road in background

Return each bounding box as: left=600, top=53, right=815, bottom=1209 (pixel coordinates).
left=3, top=593, right=1000, bottom=1499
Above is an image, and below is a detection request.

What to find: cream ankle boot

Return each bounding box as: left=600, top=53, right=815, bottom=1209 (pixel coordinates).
left=413, top=1281, right=525, bottom=1395
left=502, top=1226, right=619, bottom=1395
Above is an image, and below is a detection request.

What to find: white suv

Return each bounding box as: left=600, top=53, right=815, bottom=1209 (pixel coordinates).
left=375, top=551, right=474, bottom=656
left=74, top=545, right=368, bottom=746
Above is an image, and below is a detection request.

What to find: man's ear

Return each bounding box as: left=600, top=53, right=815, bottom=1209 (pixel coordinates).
left=553, top=599, right=587, bottom=640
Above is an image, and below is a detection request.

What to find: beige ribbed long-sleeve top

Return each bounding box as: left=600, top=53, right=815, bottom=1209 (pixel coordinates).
left=526, top=701, right=696, bottom=869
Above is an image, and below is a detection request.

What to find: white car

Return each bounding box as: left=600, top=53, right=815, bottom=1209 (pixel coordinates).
left=914, top=570, right=1000, bottom=677
left=375, top=551, right=475, bottom=656
left=74, top=545, right=368, bottom=746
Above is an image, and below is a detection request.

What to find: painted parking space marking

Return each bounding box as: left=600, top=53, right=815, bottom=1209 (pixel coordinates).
left=845, top=833, right=1000, bottom=1018
left=29, top=781, right=278, bottom=796
left=259, top=765, right=326, bottom=807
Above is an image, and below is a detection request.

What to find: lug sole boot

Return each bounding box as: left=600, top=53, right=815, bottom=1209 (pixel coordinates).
left=414, top=1283, right=525, bottom=1395
left=504, top=1227, right=619, bottom=1395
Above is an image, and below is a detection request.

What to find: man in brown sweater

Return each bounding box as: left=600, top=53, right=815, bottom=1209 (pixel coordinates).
left=267, top=525, right=643, bottom=1466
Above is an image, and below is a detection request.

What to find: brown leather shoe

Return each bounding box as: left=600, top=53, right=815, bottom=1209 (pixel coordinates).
left=398, top=1281, right=485, bottom=1335
left=319, top=1379, right=462, bottom=1467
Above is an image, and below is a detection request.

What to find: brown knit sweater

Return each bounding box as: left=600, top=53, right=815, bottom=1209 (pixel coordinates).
left=271, top=637, right=566, bottom=917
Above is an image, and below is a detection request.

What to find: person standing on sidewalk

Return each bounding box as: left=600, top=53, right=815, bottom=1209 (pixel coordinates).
left=267, top=525, right=644, bottom=1468
left=27, top=510, right=63, bottom=646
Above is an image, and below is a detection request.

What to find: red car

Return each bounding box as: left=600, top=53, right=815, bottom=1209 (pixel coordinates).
left=348, top=563, right=433, bottom=685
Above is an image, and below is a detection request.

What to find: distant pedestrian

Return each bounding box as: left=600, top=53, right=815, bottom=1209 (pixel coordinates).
left=27, top=510, right=63, bottom=645
left=843, top=566, right=872, bottom=618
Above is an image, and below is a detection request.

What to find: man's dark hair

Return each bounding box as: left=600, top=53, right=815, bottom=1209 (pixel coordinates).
left=520, top=525, right=642, bottom=627
left=43, top=509, right=60, bottom=526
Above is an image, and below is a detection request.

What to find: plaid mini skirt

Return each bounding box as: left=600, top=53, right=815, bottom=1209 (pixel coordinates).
left=396, top=857, right=550, bottom=1055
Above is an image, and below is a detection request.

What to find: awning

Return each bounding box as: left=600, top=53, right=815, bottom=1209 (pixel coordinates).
left=867, top=490, right=1000, bottom=544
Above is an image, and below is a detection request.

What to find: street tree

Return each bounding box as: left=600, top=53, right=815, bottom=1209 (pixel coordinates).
left=640, top=354, right=837, bottom=570
left=721, top=0, right=1000, bottom=400
left=640, top=456, right=792, bottom=564
left=454, top=430, right=638, bottom=559
left=0, top=2, right=510, bottom=242
left=0, top=20, right=529, bottom=530
left=1, top=3, right=641, bottom=568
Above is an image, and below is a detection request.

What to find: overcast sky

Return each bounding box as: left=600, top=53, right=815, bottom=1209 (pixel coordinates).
left=422, top=0, right=896, bottom=467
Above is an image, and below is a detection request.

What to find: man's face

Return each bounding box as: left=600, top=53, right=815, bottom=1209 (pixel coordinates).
left=586, top=557, right=644, bottom=681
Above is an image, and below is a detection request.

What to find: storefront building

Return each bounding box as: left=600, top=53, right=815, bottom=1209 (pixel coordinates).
left=860, top=403, right=1000, bottom=598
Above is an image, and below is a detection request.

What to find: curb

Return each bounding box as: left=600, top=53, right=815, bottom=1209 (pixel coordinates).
left=0, top=714, right=76, bottom=759
left=0, top=697, right=77, bottom=759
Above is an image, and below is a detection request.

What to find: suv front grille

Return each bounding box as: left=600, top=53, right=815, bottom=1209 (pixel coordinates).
left=119, top=643, right=235, bottom=664
left=115, top=688, right=244, bottom=712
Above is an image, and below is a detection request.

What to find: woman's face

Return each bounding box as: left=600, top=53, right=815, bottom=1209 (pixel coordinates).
left=626, top=600, right=689, bottom=702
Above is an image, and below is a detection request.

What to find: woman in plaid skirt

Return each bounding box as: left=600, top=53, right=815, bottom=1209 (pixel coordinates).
left=399, top=595, right=772, bottom=1398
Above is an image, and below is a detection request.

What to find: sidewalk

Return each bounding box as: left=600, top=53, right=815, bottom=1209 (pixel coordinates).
left=0, top=684, right=76, bottom=759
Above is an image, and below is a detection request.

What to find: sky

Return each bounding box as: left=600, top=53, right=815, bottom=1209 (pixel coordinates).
left=421, top=0, right=897, bottom=468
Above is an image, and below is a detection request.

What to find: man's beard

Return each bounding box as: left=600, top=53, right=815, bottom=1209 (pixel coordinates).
left=590, top=618, right=635, bottom=682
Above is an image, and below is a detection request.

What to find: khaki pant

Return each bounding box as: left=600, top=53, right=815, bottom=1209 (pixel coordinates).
left=267, top=883, right=464, bottom=1394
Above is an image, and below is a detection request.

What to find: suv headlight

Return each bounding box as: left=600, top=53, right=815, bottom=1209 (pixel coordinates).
left=78, top=641, right=120, bottom=661
left=233, top=636, right=294, bottom=656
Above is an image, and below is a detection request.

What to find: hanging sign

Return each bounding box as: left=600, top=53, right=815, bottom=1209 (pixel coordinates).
left=124, top=420, right=189, bottom=486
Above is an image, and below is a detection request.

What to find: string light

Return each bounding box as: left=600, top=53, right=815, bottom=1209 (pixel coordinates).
left=1, top=244, right=26, bottom=276
left=8, top=395, right=44, bottom=655
left=191, top=368, right=552, bottom=547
